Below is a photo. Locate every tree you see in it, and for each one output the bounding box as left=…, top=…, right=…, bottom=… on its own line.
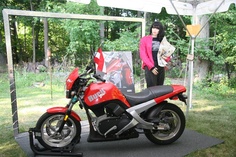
left=210, top=4, right=236, bottom=79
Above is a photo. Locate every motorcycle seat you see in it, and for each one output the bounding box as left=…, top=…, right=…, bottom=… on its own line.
left=123, top=85, right=173, bottom=106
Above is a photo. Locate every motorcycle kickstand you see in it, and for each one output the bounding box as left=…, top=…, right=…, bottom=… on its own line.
left=28, top=128, right=83, bottom=157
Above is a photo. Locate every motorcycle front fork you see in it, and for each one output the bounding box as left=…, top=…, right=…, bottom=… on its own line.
left=57, top=95, right=79, bottom=133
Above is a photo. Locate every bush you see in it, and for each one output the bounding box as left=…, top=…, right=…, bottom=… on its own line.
left=194, top=77, right=236, bottom=98
left=166, top=66, right=185, bottom=78
left=228, top=77, right=236, bottom=89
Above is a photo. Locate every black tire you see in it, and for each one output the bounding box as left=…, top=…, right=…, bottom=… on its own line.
left=144, top=103, right=185, bottom=145
left=35, top=112, right=81, bottom=149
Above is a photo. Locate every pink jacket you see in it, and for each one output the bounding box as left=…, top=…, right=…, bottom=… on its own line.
left=139, top=35, right=154, bottom=70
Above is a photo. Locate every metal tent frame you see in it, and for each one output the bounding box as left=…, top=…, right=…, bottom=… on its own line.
left=2, top=9, right=145, bottom=136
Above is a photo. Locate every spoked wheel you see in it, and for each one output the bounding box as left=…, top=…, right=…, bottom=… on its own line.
left=144, top=103, right=185, bottom=145
left=35, top=113, right=81, bottom=149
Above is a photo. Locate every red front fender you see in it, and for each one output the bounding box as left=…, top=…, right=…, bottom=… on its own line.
left=47, top=107, right=81, bottom=122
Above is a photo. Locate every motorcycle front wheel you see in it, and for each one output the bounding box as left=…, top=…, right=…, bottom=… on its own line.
left=35, top=113, right=81, bottom=149
left=144, top=103, right=185, bottom=145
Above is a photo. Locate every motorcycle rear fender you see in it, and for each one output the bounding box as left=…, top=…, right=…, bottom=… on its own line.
left=144, top=103, right=165, bottom=120
left=46, top=107, right=81, bottom=122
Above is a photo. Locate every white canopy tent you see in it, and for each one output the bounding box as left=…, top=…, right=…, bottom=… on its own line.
left=73, top=0, right=236, bottom=15
left=72, top=0, right=236, bottom=113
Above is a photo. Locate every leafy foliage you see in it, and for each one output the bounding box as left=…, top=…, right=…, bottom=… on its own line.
left=210, top=4, right=236, bottom=72
left=103, top=25, right=140, bottom=51
left=1, top=0, right=236, bottom=80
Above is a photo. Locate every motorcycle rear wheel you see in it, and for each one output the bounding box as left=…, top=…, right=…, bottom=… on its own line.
left=35, top=113, right=81, bottom=149
left=144, top=103, right=185, bottom=145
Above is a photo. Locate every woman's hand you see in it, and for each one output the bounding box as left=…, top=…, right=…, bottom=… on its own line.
left=151, top=67, right=158, bottom=75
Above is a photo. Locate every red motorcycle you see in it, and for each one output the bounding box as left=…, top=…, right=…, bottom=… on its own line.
left=32, top=62, right=187, bottom=153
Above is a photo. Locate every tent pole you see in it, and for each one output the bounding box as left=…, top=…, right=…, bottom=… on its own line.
left=187, top=36, right=195, bottom=114
left=186, top=0, right=225, bottom=113
left=186, top=4, right=197, bottom=113
left=169, top=0, right=193, bottom=115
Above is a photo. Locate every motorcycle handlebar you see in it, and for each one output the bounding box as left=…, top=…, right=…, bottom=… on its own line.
left=80, top=65, right=94, bottom=78
left=93, top=74, right=106, bottom=82
left=81, top=61, right=106, bottom=82
left=85, top=65, right=94, bottom=74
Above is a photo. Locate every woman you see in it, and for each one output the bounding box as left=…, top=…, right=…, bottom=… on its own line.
left=139, top=21, right=167, bottom=87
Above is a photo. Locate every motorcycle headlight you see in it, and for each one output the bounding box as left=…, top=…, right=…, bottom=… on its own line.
left=66, top=90, right=75, bottom=98
left=66, top=90, right=71, bottom=98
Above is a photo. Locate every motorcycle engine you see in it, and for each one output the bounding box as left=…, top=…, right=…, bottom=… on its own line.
left=105, top=102, right=125, bottom=116
left=97, top=114, right=131, bottom=136
left=96, top=102, right=131, bottom=136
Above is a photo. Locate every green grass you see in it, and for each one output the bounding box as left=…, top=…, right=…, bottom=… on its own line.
left=184, top=83, right=236, bottom=157
left=0, top=71, right=236, bottom=157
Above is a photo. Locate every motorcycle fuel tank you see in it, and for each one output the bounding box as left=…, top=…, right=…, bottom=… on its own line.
left=84, top=82, right=130, bottom=107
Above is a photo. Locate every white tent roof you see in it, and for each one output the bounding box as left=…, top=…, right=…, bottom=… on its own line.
left=70, top=0, right=236, bottom=15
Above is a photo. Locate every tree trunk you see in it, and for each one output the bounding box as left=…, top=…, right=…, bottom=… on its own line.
left=100, top=6, right=105, bottom=44
left=32, top=24, right=36, bottom=71
left=10, top=16, right=19, bottom=63
left=145, top=12, right=151, bottom=34
left=44, top=18, right=49, bottom=67
left=0, top=28, right=3, bottom=53
left=30, top=0, right=36, bottom=72
left=194, top=15, right=210, bottom=81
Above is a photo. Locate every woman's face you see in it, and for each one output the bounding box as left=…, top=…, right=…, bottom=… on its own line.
left=151, top=27, right=159, bottom=37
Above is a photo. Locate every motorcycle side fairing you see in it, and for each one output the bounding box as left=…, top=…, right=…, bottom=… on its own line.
left=66, top=68, right=79, bottom=90
left=84, top=82, right=130, bottom=107
left=47, top=107, right=81, bottom=122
